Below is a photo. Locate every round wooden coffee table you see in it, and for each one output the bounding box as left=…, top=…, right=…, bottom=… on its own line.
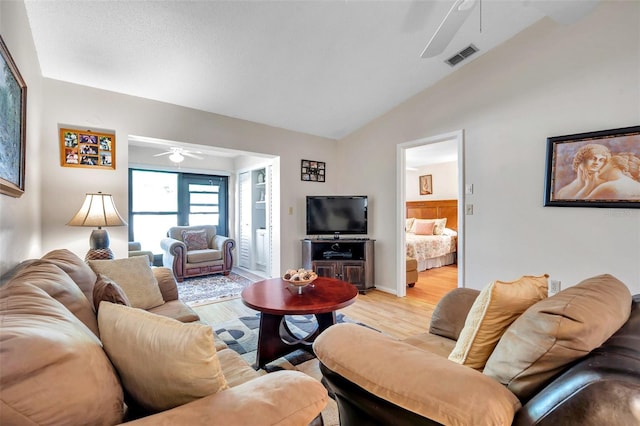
left=241, top=276, right=358, bottom=368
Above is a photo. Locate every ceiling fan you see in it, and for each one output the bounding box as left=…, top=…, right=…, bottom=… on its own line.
left=420, top=0, right=600, bottom=59
left=421, top=0, right=478, bottom=59
left=153, top=147, right=204, bottom=163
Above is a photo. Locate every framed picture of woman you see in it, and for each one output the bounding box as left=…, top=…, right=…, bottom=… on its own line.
left=544, top=125, right=640, bottom=208
left=419, top=174, right=432, bottom=195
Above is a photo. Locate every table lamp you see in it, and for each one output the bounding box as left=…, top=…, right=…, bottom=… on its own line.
left=67, top=192, right=127, bottom=260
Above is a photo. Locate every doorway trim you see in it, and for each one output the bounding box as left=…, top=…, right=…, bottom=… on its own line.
left=396, top=130, right=465, bottom=297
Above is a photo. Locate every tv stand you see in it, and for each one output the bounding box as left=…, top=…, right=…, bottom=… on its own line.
left=302, top=239, right=375, bottom=293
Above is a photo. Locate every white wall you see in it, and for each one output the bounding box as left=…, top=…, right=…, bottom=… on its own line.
left=406, top=161, right=458, bottom=201
left=337, top=1, right=640, bottom=294
left=38, top=80, right=337, bottom=271
left=0, top=1, right=43, bottom=274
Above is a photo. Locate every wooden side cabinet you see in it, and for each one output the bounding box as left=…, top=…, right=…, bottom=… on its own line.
left=302, top=239, right=375, bottom=293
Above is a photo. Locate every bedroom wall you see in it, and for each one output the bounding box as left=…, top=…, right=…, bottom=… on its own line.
left=336, top=1, right=640, bottom=294
left=0, top=1, right=44, bottom=275
left=406, top=161, right=458, bottom=201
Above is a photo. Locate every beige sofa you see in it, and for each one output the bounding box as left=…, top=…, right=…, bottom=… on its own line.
left=161, top=225, right=235, bottom=282
left=0, top=249, right=327, bottom=425
left=315, top=274, right=639, bottom=425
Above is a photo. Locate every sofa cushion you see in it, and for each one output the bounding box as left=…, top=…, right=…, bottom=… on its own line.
left=182, top=229, right=209, bottom=251
left=186, top=248, right=223, bottom=263
left=89, top=256, right=165, bottom=310
left=448, top=274, right=548, bottom=370
left=429, top=288, right=480, bottom=341
left=98, top=302, right=228, bottom=412
left=93, top=273, right=131, bottom=311
left=216, top=348, right=264, bottom=387
left=41, top=248, right=98, bottom=307
left=9, top=260, right=100, bottom=338
left=402, top=332, right=457, bottom=359
left=483, top=274, right=632, bottom=401
left=0, top=281, right=124, bottom=425
left=147, top=299, right=200, bottom=323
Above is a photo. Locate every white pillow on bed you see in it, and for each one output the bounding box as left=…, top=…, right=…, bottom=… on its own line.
left=410, top=218, right=447, bottom=235
left=406, top=218, right=416, bottom=232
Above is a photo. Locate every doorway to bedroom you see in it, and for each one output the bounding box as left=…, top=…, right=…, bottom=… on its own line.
left=397, top=130, right=464, bottom=303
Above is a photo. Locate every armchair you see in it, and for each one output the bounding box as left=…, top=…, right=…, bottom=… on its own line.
left=128, top=242, right=154, bottom=265
left=160, top=225, right=235, bottom=282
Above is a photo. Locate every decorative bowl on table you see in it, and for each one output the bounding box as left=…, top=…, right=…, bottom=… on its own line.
left=282, top=269, right=318, bottom=294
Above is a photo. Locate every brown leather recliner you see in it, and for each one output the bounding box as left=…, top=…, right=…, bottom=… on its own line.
left=160, top=225, right=235, bottom=282
left=314, top=276, right=640, bottom=425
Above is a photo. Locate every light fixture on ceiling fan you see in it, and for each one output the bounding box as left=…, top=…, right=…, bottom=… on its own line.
left=153, top=147, right=204, bottom=163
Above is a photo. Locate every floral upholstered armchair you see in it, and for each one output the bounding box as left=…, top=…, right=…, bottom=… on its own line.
left=160, top=225, right=235, bottom=282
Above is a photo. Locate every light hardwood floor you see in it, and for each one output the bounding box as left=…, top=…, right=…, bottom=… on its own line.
left=407, top=264, right=458, bottom=305
left=194, top=266, right=457, bottom=340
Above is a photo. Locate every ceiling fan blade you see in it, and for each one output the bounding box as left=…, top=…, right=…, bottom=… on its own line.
left=421, top=0, right=477, bottom=59
left=153, top=151, right=172, bottom=157
left=182, top=152, right=204, bottom=160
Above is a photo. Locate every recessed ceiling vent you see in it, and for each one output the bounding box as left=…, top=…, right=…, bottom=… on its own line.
left=445, top=44, right=479, bottom=67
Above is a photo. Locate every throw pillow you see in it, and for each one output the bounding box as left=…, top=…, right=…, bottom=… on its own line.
left=405, top=218, right=415, bottom=232
left=98, top=302, right=228, bottom=411
left=448, top=274, right=549, bottom=370
left=93, top=274, right=131, bottom=311
left=483, top=274, right=632, bottom=401
left=414, top=220, right=435, bottom=235
left=432, top=218, right=447, bottom=235
left=182, top=229, right=209, bottom=251
left=88, top=256, right=165, bottom=310
left=410, top=218, right=447, bottom=235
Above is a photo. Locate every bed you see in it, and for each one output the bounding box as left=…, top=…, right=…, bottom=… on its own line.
left=405, top=200, right=458, bottom=272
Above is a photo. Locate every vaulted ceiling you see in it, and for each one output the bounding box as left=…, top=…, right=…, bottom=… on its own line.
left=25, top=0, right=598, bottom=140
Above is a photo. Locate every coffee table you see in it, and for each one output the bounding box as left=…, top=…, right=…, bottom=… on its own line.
left=241, top=276, right=358, bottom=369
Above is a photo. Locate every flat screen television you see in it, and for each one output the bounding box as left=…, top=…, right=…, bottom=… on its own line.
left=306, top=195, right=368, bottom=237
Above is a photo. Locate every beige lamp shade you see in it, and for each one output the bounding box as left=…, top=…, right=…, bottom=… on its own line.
left=68, top=192, right=127, bottom=259
left=67, top=192, right=127, bottom=228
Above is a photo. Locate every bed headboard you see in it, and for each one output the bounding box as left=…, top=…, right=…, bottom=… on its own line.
left=406, top=199, right=458, bottom=231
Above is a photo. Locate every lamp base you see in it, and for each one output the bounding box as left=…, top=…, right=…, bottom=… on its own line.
left=85, top=248, right=114, bottom=261
left=89, top=228, right=110, bottom=249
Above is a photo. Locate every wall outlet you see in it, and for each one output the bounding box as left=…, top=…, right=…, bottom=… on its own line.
left=548, top=279, right=561, bottom=296
left=465, top=204, right=473, bottom=215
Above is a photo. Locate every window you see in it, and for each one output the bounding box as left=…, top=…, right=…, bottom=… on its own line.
left=129, top=169, right=228, bottom=253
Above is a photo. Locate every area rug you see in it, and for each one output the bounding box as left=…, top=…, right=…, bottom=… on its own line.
left=176, top=272, right=255, bottom=306
left=210, top=313, right=375, bottom=426
left=212, top=312, right=364, bottom=368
